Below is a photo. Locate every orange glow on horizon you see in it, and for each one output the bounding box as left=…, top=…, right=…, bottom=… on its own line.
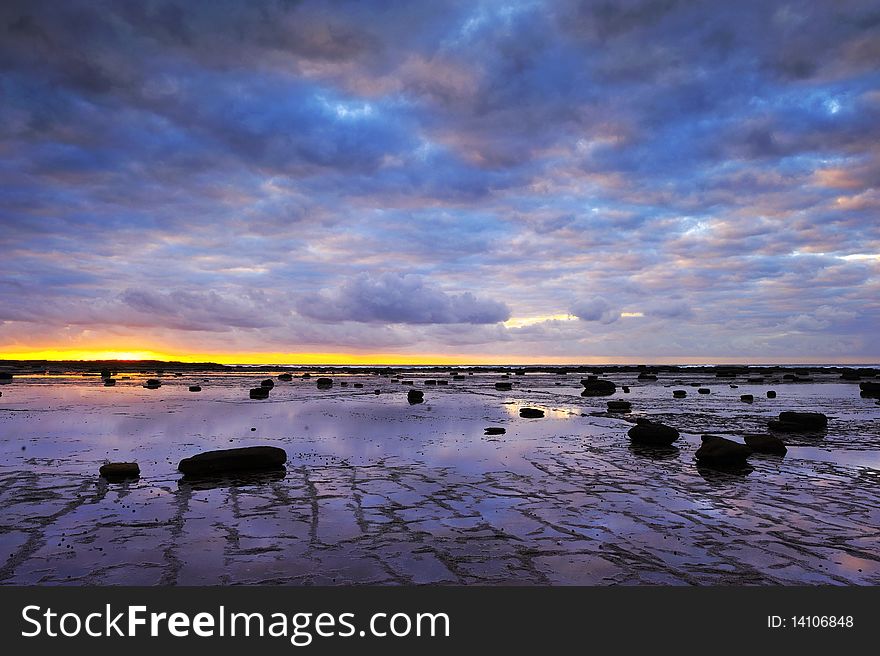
left=0, top=348, right=874, bottom=366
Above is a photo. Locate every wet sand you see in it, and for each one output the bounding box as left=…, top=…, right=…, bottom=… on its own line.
left=1, top=367, right=879, bottom=585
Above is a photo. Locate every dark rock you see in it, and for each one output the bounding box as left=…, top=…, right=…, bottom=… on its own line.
left=0, top=372, right=12, bottom=382
left=637, top=373, right=657, bottom=380
left=606, top=400, right=632, bottom=412
left=484, top=427, right=506, bottom=435
left=424, top=379, right=437, bottom=385
left=519, top=408, right=545, bottom=418
left=453, top=375, right=466, bottom=381
left=302, top=373, right=311, bottom=379
left=340, top=381, right=348, bottom=386
left=744, top=434, right=787, bottom=455
left=580, top=379, right=616, bottom=396
left=437, top=380, right=448, bottom=385
left=249, top=387, right=270, bottom=399
left=407, top=389, right=424, bottom=404
left=103, top=379, right=116, bottom=387
left=260, top=379, right=275, bottom=389
left=99, top=462, right=140, bottom=480
left=778, top=411, right=828, bottom=428
left=766, top=390, right=776, bottom=398
left=353, top=383, right=363, bottom=388
left=278, top=373, right=293, bottom=381
left=622, top=385, right=630, bottom=393
left=740, top=394, right=754, bottom=402
left=189, top=385, right=201, bottom=392
left=495, top=382, right=513, bottom=391
left=627, top=418, right=679, bottom=446
left=143, top=379, right=161, bottom=389
left=100, top=369, right=112, bottom=379
left=729, top=384, right=738, bottom=388
left=859, top=381, right=880, bottom=398
left=698, top=388, right=710, bottom=394
left=695, top=435, right=752, bottom=466
left=673, top=390, right=687, bottom=398
left=768, top=411, right=828, bottom=432
left=401, top=380, right=414, bottom=385
left=316, top=378, right=333, bottom=389
left=178, top=446, right=287, bottom=477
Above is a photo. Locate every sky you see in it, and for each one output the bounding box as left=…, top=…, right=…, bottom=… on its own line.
left=1, top=0, right=879, bottom=364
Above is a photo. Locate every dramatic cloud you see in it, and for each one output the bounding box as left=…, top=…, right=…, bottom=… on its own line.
left=0, top=0, right=878, bottom=361
left=298, top=273, right=510, bottom=325
left=571, top=298, right=619, bottom=324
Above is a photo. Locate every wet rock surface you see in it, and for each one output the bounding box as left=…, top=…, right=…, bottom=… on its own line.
left=0, top=367, right=878, bottom=585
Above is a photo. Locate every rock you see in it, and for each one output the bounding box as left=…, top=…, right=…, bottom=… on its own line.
left=744, top=434, right=787, bottom=455
left=401, top=380, right=414, bottom=385
left=178, top=446, right=287, bottom=477
left=627, top=418, right=679, bottom=446
left=99, top=462, right=140, bottom=480
left=859, top=381, right=880, bottom=398
left=100, top=369, right=112, bottom=379
left=622, top=385, right=630, bottom=393
left=519, top=408, right=545, bottom=418
left=698, top=388, right=710, bottom=394
left=143, top=379, right=161, bottom=389
left=606, top=400, right=632, bottom=412
left=302, top=373, right=311, bottom=379
left=484, top=427, right=506, bottom=435
left=407, top=389, right=424, bottom=404
left=103, top=379, right=116, bottom=387
left=747, top=377, right=764, bottom=384
left=260, top=379, right=275, bottom=389
left=374, top=389, right=380, bottom=395
left=695, top=435, right=752, bottom=467
left=495, top=382, right=513, bottom=391
left=0, top=372, right=13, bottom=381
left=729, top=384, right=738, bottom=388
left=766, top=390, right=776, bottom=398
left=278, top=373, right=293, bottom=381
left=637, top=373, right=657, bottom=380
left=340, top=381, right=348, bottom=386
left=353, top=383, right=363, bottom=388
left=316, top=378, right=333, bottom=389
left=740, top=394, right=754, bottom=402
left=424, top=379, right=437, bottom=385
left=673, top=390, right=687, bottom=398
left=768, top=411, right=828, bottom=432
left=437, top=380, right=448, bottom=385
left=580, top=379, right=616, bottom=396
left=189, top=385, right=201, bottom=392
left=249, top=387, right=270, bottom=399
left=453, top=375, right=466, bottom=381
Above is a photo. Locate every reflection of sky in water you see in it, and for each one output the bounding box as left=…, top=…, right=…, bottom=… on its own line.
left=1, top=371, right=879, bottom=585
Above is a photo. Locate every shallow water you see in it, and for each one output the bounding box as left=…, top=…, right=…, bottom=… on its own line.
left=1, top=369, right=879, bottom=585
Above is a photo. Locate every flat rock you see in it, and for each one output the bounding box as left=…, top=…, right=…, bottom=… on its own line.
left=316, top=377, right=333, bottom=388
left=695, top=435, right=752, bottom=466
left=189, top=385, right=201, bottom=392
left=249, top=387, right=270, bottom=399
left=407, top=389, right=424, bottom=404
left=606, top=400, right=631, bottom=412
left=581, top=379, right=617, bottom=396
left=495, top=382, right=513, bottom=391
left=178, top=446, right=287, bottom=477
left=99, top=462, right=140, bottom=480
left=744, top=434, right=787, bottom=455
left=627, top=418, right=679, bottom=445
left=519, top=407, right=545, bottom=418
left=484, top=427, right=506, bottom=435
